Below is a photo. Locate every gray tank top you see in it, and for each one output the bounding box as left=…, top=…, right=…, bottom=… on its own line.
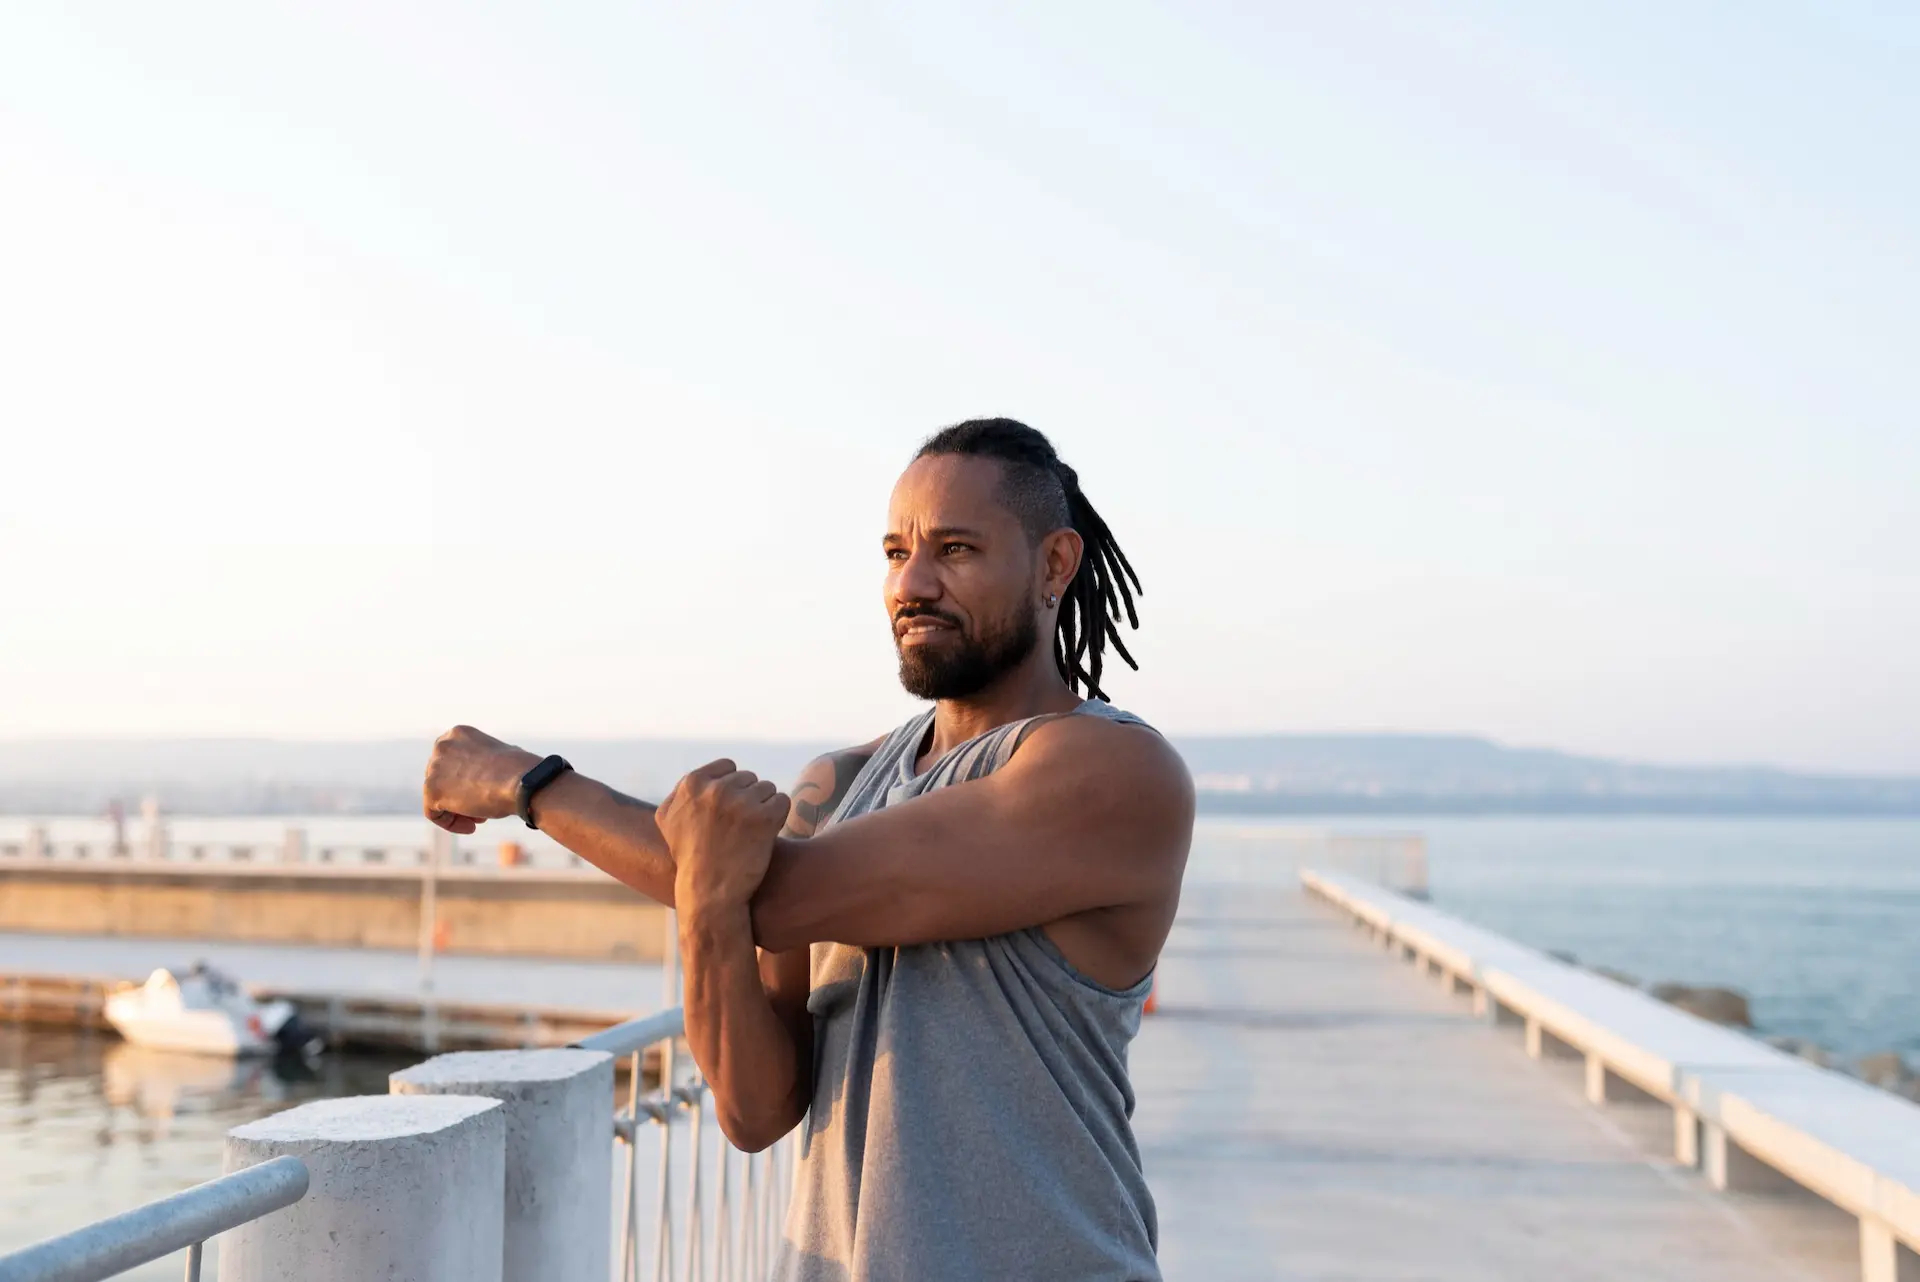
left=773, top=700, right=1161, bottom=1282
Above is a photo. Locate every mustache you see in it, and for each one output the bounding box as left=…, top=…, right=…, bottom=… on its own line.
left=894, top=605, right=964, bottom=629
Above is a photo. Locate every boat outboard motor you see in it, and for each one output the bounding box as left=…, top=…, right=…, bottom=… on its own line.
left=272, top=1013, right=326, bottom=1060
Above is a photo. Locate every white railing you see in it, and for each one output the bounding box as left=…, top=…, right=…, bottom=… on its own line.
left=581, top=1009, right=797, bottom=1282
left=1303, top=868, right=1920, bottom=1282
left=0, top=1157, right=308, bottom=1282
left=0, top=823, right=588, bottom=872
left=0, top=1005, right=795, bottom=1282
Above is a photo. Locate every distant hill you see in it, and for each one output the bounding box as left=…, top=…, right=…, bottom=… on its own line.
left=0, top=734, right=1915, bottom=816
left=1175, top=734, right=1920, bottom=815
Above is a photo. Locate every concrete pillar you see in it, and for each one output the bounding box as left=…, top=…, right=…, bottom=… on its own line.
left=25, top=826, right=48, bottom=861
left=1583, top=1053, right=1644, bottom=1105
left=281, top=827, right=306, bottom=865
left=220, top=1095, right=505, bottom=1282
left=1525, top=1018, right=1577, bottom=1060
left=1861, top=1217, right=1920, bottom=1282
left=390, top=1049, right=613, bottom=1282
left=140, top=796, right=164, bottom=860
left=1701, top=1122, right=1796, bottom=1194
left=1674, top=1105, right=1700, bottom=1167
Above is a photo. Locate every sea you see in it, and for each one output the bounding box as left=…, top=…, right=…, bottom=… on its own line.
left=2, top=813, right=1916, bottom=1274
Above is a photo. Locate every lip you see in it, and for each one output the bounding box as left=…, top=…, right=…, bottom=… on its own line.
left=895, top=618, right=958, bottom=641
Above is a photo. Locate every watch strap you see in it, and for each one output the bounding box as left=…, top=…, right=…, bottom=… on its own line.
left=516, top=754, right=573, bottom=830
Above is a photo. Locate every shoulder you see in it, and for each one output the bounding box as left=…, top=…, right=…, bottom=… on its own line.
left=1008, top=711, right=1193, bottom=817
left=783, top=736, right=888, bottom=838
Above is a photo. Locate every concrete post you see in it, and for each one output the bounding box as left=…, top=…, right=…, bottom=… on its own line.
left=1701, top=1122, right=1795, bottom=1193
left=1525, top=1018, right=1546, bottom=1059
left=281, top=827, right=306, bottom=865
left=1582, top=1053, right=1646, bottom=1105
left=391, top=1049, right=614, bottom=1282
left=25, top=826, right=48, bottom=861
left=1673, top=1105, right=1700, bottom=1167
left=220, top=1095, right=505, bottom=1282
left=141, top=797, right=167, bottom=861
left=1861, top=1217, right=1920, bottom=1282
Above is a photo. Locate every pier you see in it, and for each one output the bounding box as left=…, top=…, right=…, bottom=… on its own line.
left=5, top=867, right=1917, bottom=1281
left=1138, top=882, right=1897, bottom=1279
left=0, top=830, right=666, bottom=963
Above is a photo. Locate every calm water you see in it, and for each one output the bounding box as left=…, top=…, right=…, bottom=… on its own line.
left=0, top=1029, right=409, bottom=1278
left=2, top=814, right=1916, bottom=1264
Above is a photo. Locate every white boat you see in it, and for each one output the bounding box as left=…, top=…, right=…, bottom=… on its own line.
left=104, top=963, right=319, bottom=1058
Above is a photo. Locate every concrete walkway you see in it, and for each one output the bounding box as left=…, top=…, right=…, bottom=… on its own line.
left=1133, top=885, right=1862, bottom=1282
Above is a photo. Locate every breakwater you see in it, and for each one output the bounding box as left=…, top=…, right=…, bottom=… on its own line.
left=0, top=855, right=665, bottom=963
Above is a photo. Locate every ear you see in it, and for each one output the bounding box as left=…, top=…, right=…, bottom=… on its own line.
left=1039, top=527, right=1084, bottom=602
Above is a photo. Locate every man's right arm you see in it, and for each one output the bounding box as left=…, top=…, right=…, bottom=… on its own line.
left=423, top=725, right=679, bottom=904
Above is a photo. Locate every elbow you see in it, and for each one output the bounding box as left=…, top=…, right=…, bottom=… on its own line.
left=712, top=1075, right=807, bottom=1154
left=716, top=1102, right=801, bottom=1154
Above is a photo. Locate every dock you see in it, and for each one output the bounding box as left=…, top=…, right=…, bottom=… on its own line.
left=1, top=931, right=663, bottom=1053
left=1134, top=884, right=1873, bottom=1281
left=7, top=876, right=1915, bottom=1281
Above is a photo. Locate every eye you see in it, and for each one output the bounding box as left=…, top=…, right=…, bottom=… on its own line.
left=942, top=542, right=972, bottom=555
left=885, top=548, right=908, bottom=562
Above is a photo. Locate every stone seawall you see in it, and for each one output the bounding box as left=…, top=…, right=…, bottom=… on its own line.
left=0, top=864, right=666, bottom=962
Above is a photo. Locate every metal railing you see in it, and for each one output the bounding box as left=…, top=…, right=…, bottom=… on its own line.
left=583, top=1015, right=798, bottom=1282
left=2, top=898, right=794, bottom=1282
left=0, top=822, right=590, bottom=872
left=0, top=1157, right=308, bottom=1282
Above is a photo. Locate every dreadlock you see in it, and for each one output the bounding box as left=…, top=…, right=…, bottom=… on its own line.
left=914, top=418, right=1143, bottom=701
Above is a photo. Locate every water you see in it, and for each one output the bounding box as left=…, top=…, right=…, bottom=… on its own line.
left=0, top=1028, right=409, bottom=1278
left=2, top=814, right=1915, bottom=1265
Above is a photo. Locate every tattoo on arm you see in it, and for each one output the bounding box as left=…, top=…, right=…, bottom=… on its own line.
left=783, top=749, right=875, bottom=840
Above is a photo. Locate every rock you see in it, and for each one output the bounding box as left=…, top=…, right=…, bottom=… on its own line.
left=1588, top=966, right=1641, bottom=989
left=1650, top=983, right=1753, bottom=1028
left=1855, top=1051, right=1915, bottom=1091
left=1764, top=1036, right=1834, bottom=1069
left=1548, top=950, right=1579, bottom=966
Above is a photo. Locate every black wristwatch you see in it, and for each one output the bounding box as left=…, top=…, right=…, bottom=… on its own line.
left=515, top=754, right=573, bottom=830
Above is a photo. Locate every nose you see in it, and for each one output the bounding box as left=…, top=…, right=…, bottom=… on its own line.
left=890, top=542, right=944, bottom=612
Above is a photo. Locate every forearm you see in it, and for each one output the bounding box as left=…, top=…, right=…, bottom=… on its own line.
left=679, top=900, right=808, bottom=1152
left=528, top=771, right=678, bottom=905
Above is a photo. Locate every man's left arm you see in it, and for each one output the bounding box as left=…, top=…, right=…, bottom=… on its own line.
left=749, top=716, right=1193, bottom=955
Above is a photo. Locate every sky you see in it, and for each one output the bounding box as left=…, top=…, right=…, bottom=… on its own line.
left=1, top=3, right=1915, bottom=773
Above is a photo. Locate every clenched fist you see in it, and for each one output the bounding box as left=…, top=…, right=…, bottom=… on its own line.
left=657, top=759, right=790, bottom=911
left=423, top=725, right=541, bottom=834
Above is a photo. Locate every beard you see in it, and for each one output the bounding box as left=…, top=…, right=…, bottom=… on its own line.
left=895, top=603, right=1041, bottom=701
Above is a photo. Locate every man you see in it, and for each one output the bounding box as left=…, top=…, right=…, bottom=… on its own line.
left=423, top=418, right=1194, bottom=1280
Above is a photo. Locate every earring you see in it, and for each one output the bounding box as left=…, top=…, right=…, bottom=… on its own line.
left=1046, top=594, right=1058, bottom=608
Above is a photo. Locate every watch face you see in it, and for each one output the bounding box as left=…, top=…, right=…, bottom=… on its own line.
left=519, top=755, right=571, bottom=829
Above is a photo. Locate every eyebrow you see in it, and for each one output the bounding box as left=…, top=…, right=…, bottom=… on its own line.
left=882, top=526, right=991, bottom=544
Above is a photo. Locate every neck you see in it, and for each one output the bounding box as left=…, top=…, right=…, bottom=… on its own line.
left=925, top=651, right=1084, bottom=761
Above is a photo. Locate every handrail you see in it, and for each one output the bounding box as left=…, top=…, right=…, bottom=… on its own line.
left=574, top=1007, right=685, bottom=1057
left=1303, top=868, right=1920, bottom=1282
left=0, top=1156, right=308, bottom=1282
